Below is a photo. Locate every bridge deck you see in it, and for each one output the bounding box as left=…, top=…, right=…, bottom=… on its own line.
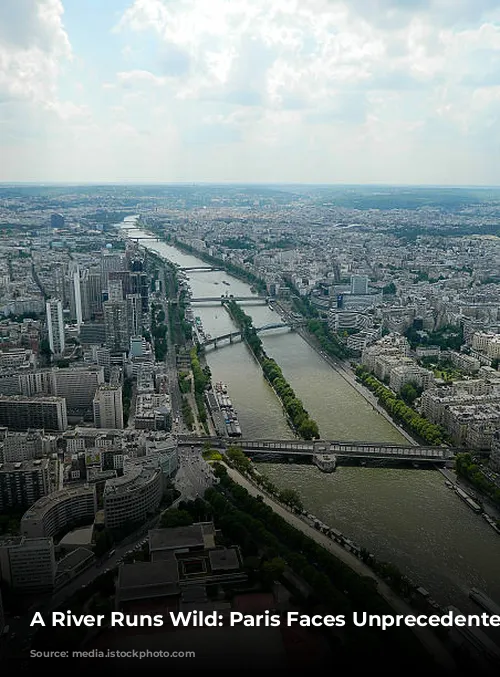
left=178, top=437, right=455, bottom=460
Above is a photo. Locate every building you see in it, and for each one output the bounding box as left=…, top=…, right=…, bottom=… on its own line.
left=103, top=465, right=163, bottom=530
left=134, top=393, right=172, bottom=431
left=0, top=458, right=51, bottom=511
left=126, top=294, right=142, bottom=338
left=50, top=366, right=105, bottom=412
left=130, top=336, right=146, bottom=358
left=2, top=430, right=54, bottom=463
left=81, top=269, right=104, bottom=321
left=79, top=323, right=106, bottom=346
left=46, top=299, right=65, bottom=355
left=21, top=485, right=97, bottom=538
left=0, top=394, right=67, bottom=431
left=0, top=536, right=56, bottom=591
left=490, top=431, right=500, bottom=473
left=350, top=274, right=369, bottom=295
left=149, top=523, right=215, bottom=560
left=144, top=436, right=178, bottom=478
left=50, top=213, right=65, bottom=229
left=103, top=300, right=129, bottom=352
left=116, top=522, right=243, bottom=613
left=389, top=364, right=435, bottom=393
left=93, top=385, right=124, bottom=429
left=70, top=264, right=83, bottom=329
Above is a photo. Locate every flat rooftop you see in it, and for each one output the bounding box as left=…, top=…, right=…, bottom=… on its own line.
left=149, top=523, right=215, bottom=552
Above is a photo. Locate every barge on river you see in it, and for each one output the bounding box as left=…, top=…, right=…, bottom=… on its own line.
left=215, top=381, right=242, bottom=437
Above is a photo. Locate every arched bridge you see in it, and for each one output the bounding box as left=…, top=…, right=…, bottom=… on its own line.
left=201, top=321, right=307, bottom=348
left=178, top=436, right=457, bottom=464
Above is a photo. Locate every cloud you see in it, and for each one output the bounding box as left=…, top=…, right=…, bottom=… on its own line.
left=3, top=0, right=500, bottom=183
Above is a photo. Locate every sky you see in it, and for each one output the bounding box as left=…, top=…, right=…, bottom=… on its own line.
left=1, top=0, right=500, bottom=184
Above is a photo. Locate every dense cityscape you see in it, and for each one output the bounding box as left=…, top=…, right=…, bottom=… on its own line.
left=0, top=183, right=498, bottom=670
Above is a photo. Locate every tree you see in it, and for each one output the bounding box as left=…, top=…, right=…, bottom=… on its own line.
left=160, top=509, right=193, bottom=528
left=279, top=488, right=303, bottom=512
left=261, top=557, right=285, bottom=583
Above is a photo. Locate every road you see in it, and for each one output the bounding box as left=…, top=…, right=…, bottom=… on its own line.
left=174, top=445, right=214, bottom=500
left=224, top=463, right=457, bottom=673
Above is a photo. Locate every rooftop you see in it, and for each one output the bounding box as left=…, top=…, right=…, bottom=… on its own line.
left=21, top=484, right=96, bottom=523
left=149, top=522, right=215, bottom=553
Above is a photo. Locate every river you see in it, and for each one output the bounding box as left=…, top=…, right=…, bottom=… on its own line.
left=122, top=219, right=500, bottom=614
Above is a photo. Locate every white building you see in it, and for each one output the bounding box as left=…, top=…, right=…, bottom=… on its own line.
left=46, top=299, right=65, bottom=355
left=93, top=385, right=124, bottom=429
left=350, top=274, right=369, bottom=295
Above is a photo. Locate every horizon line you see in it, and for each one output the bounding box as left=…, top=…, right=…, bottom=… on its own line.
left=0, top=181, right=500, bottom=188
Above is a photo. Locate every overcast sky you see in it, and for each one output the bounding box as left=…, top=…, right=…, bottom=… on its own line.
left=1, top=0, right=500, bottom=184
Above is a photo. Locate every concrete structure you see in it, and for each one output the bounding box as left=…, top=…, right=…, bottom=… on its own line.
left=126, top=294, right=142, bottom=338
left=21, top=485, right=97, bottom=538
left=149, top=523, right=215, bottom=560
left=103, top=300, right=128, bottom=352
left=0, top=458, right=51, bottom=511
left=350, top=274, right=369, bottom=295
left=93, top=385, right=124, bottom=429
left=2, top=430, right=55, bottom=463
left=55, top=547, right=94, bottom=586
left=0, top=394, right=67, bottom=431
left=46, top=299, right=65, bottom=355
left=71, top=264, right=83, bottom=329
left=116, top=522, right=243, bottom=612
left=490, top=431, right=500, bottom=473
left=103, top=464, right=162, bottom=530
left=0, top=536, right=56, bottom=591
left=134, top=393, right=172, bottom=430
left=179, top=436, right=454, bottom=464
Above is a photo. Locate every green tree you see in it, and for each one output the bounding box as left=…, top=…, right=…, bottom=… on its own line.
left=160, top=509, right=193, bottom=528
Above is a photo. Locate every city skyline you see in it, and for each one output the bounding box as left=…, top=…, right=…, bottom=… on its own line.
left=1, top=0, right=500, bottom=185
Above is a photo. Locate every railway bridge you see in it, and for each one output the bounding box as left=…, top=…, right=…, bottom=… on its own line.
left=178, top=436, right=456, bottom=465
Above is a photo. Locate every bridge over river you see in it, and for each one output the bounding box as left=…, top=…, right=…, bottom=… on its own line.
left=178, top=436, right=456, bottom=465
left=190, top=295, right=268, bottom=304
left=200, top=321, right=307, bottom=348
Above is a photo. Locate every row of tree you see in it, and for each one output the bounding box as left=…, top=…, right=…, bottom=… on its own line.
left=455, top=453, right=500, bottom=507
left=355, top=366, right=446, bottom=445
left=225, top=447, right=304, bottom=512
left=261, top=357, right=320, bottom=439
left=190, top=347, right=211, bottom=431
left=307, top=318, right=351, bottom=360
left=203, top=468, right=432, bottom=666
left=227, top=301, right=320, bottom=439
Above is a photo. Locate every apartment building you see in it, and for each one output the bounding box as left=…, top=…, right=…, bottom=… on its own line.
left=0, top=458, right=51, bottom=511
left=0, top=395, right=67, bottom=431
left=103, top=464, right=162, bottom=530
left=21, top=485, right=97, bottom=538
left=0, top=536, right=56, bottom=591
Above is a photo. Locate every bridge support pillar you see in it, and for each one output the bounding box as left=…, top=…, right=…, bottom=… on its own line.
left=229, top=334, right=233, bottom=344
left=213, top=339, right=217, bottom=349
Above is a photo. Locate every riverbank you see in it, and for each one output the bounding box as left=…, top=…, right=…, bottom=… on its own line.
left=222, top=462, right=456, bottom=672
